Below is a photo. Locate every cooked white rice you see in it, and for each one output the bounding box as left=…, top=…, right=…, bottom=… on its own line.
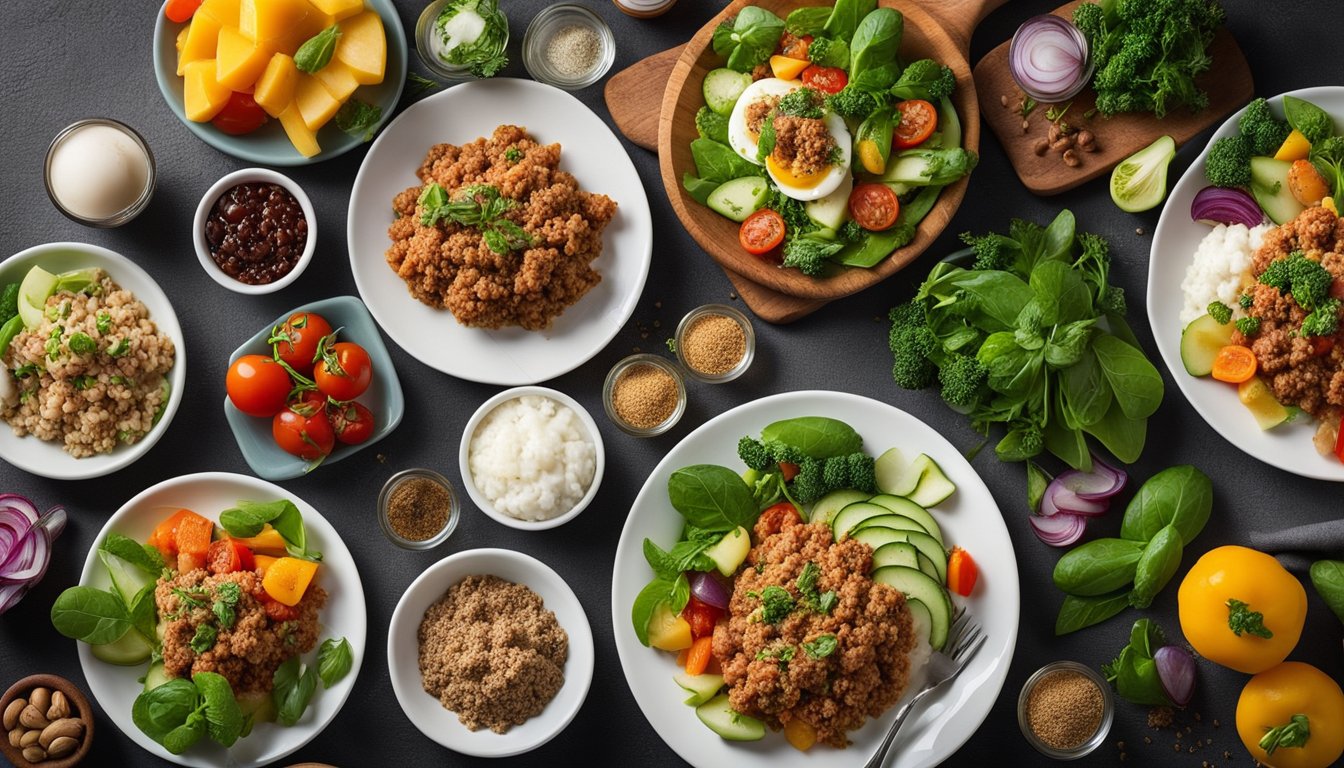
left=467, top=395, right=595, bottom=521
left=1179, top=222, right=1272, bottom=326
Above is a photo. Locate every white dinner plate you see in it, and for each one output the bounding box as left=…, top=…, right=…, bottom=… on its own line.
left=346, top=78, right=653, bottom=385
left=0, top=242, right=186, bottom=480
left=75, top=473, right=367, bottom=767
left=1148, top=86, right=1344, bottom=481
left=611, top=391, right=1020, bottom=768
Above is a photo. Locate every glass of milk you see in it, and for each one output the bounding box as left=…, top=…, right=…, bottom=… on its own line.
left=44, top=118, right=156, bottom=227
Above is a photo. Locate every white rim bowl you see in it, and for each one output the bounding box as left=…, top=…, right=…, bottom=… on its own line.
left=192, top=168, right=316, bottom=295
left=387, top=548, right=594, bottom=757
left=458, top=386, right=605, bottom=530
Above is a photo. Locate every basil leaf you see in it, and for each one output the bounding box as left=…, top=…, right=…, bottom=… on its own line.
left=294, top=25, right=341, bottom=74
left=802, top=634, right=838, bottom=659
left=1309, top=559, right=1344, bottom=625
left=102, top=532, right=166, bottom=576
left=631, top=577, right=674, bottom=646
left=318, top=637, right=354, bottom=688
left=334, top=99, right=382, bottom=142
left=193, top=671, right=244, bottom=748
left=132, top=679, right=202, bottom=744
left=1055, top=590, right=1130, bottom=635
left=759, top=416, right=862, bottom=458
left=272, top=656, right=319, bottom=727
left=219, top=499, right=289, bottom=538
left=668, top=465, right=757, bottom=531
left=50, top=586, right=133, bottom=644
left=1052, top=538, right=1146, bottom=596
left=1092, top=333, right=1164, bottom=420
left=1120, top=465, right=1212, bottom=545
left=1129, top=524, right=1183, bottom=609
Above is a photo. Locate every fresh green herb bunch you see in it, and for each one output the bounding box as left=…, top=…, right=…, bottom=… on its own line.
left=433, top=0, right=509, bottom=78
left=418, top=183, right=534, bottom=255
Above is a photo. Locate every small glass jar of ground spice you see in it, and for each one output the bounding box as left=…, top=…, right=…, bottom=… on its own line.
left=1018, top=661, right=1113, bottom=759
left=603, top=354, right=686, bottom=437
left=379, top=468, right=461, bottom=550
left=674, top=304, right=755, bottom=383
left=522, top=4, right=615, bottom=90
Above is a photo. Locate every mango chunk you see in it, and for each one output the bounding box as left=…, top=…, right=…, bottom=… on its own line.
left=178, top=11, right=222, bottom=76
left=1275, top=128, right=1312, bottom=162
left=240, top=0, right=327, bottom=52
left=197, top=0, right=241, bottom=25
left=278, top=105, right=321, bottom=157
left=309, top=0, right=364, bottom=21
left=335, top=10, right=386, bottom=85
left=294, top=75, right=341, bottom=131
left=175, top=26, right=188, bottom=52
left=183, top=60, right=232, bottom=122
left=216, top=25, right=274, bottom=91
left=313, top=59, right=359, bottom=101
left=254, top=53, right=299, bottom=118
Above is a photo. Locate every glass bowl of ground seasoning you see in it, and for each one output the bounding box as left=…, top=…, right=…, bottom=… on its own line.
left=521, top=4, right=615, bottom=90
left=1018, top=660, right=1113, bottom=759
left=602, top=354, right=686, bottom=437
left=674, top=304, right=755, bottom=384
left=379, top=468, right=461, bottom=550
left=192, top=167, right=316, bottom=294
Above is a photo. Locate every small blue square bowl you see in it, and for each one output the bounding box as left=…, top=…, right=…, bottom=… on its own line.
left=224, top=295, right=405, bottom=480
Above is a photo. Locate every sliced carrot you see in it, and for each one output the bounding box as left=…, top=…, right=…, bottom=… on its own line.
left=685, top=636, right=715, bottom=676
left=173, top=510, right=215, bottom=558
left=149, top=509, right=195, bottom=558
left=947, top=546, right=979, bottom=597
left=1211, top=344, right=1258, bottom=384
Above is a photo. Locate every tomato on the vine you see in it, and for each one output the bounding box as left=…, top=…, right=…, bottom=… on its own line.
left=272, top=402, right=335, bottom=461
left=270, top=312, right=333, bottom=376
left=314, top=341, right=373, bottom=401
left=226, top=354, right=292, bottom=417
left=329, top=401, right=375, bottom=445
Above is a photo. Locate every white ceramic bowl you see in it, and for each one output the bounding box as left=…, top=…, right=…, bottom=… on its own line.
left=0, top=242, right=186, bottom=480
left=458, top=386, right=605, bottom=530
left=387, top=548, right=594, bottom=757
left=192, top=168, right=316, bottom=295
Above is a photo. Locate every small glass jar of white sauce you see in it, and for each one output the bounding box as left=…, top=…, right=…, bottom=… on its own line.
left=44, top=118, right=155, bottom=227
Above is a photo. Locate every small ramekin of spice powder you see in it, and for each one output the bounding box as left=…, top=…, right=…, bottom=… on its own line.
left=379, top=468, right=461, bottom=550
left=192, top=167, right=316, bottom=295
left=674, top=304, right=755, bottom=383
left=603, top=354, right=686, bottom=437
left=521, top=4, right=615, bottom=90
left=1018, top=661, right=1113, bottom=759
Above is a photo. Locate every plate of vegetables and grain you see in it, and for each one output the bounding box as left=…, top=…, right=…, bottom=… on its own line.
left=0, top=242, right=186, bottom=481
left=611, top=391, right=1018, bottom=768
left=1149, top=86, right=1344, bottom=481
left=56, top=472, right=366, bottom=768
left=346, top=78, right=653, bottom=385
left=152, top=0, right=407, bottom=164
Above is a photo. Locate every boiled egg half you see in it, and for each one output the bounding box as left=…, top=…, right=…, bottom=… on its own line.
left=726, top=78, right=852, bottom=202
left=727, top=77, right=800, bottom=165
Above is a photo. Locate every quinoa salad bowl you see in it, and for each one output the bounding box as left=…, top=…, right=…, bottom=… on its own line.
left=74, top=472, right=367, bottom=768
left=1149, top=86, right=1344, bottom=481
left=0, top=242, right=185, bottom=480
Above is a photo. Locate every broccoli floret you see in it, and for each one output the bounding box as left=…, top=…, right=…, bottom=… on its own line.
left=888, top=301, right=938, bottom=389
left=777, top=88, right=825, bottom=119
left=1071, top=2, right=1107, bottom=42
left=1311, top=135, right=1344, bottom=199
left=960, top=231, right=1014, bottom=271
left=1238, top=97, right=1292, bottom=156
left=826, top=86, right=880, bottom=122
left=807, top=36, right=849, bottom=69
left=822, top=456, right=850, bottom=490
left=1239, top=293, right=1254, bottom=309
left=1101, top=285, right=1128, bottom=316
left=763, top=439, right=806, bottom=466
left=1259, top=254, right=1293, bottom=292
left=939, top=354, right=988, bottom=410
left=1235, top=315, right=1261, bottom=336
left=1207, top=300, right=1233, bottom=324
left=1301, top=298, right=1341, bottom=337
left=781, top=235, right=844, bottom=277
left=889, top=59, right=955, bottom=102
left=694, top=106, right=730, bottom=144
left=1288, top=252, right=1332, bottom=310
left=791, top=458, right=826, bottom=505
left=846, top=453, right=876, bottom=494
left=765, top=186, right=815, bottom=235
left=738, top=437, right=774, bottom=471
left=1205, top=134, right=1252, bottom=188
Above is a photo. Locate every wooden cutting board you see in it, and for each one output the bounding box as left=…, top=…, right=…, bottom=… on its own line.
left=974, top=0, right=1253, bottom=195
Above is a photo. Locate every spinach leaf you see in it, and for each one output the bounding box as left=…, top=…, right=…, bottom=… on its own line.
left=1130, top=524, right=1183, bottom=609
left=1030, top=260, right=1093, bottom=325
left=272, top=656, right=319, bottom=727
left=1309, top=560, right=1344, bottom=624
left=1082, top=396, right=1147, bottom=464
left=1282, top=95, right=1335, bottom=145
left=1041, top=209, right=1076, bottom=263
left=132, top=679, right=202, bottom=744
left=193, top=671, right=244, bottom=748
left=1102, top=619, right=1171, bottom=706
left=50, top=586, right=132, bottom=644
left=987, top=345, right=1041, bottom=401
left=945, top=270, right=1034, bottom=332
left=823, top=0, right=876, bottom=41
left=995, top=426, right=1043, bottom=462
left=690, top=138, right=764, bottom=185
left=1061, top=349, right=1112, bottom=427
left=1056, top=590, right=1130, bottom=635
left=1092, top=333, right=1164, bottom=419
left=1053, top=538, right=1146, bottom=596
left=271, top=501, right=322, bottom=561
left=0, top=283, right=17, bottom=324
left=848, top=8, right=903, bottom=83
left=318, top=637, right=354, bottom=688
left=1045, top=319, right=1096, bottom=370
left=631, top=578, right=673, bottom=646
left=1013, top=300, right=1045, bottom=351
left=835, top=184, right=943, bottom=268
left=759, top=416, right=862, bottom=458
left=668, top=465, right=757, bottom=531
left=102, top=532, right=166, bottom=576
left=162, top=710, right=207, bottom=755
left=129, top=585, right=159, bottom=647
left=786, top=6, right=832, bottom=36
left=1043, top=390, right=1091, bottom=471
left=1120, top=465, right=1212, bottom=545
left=715, top=7, right=785, bottom=73
left=219, top=499, right=288, bottom=538
left=643, top=538, right=714, bottom=579
left=682, top=174, right=719, bottom=206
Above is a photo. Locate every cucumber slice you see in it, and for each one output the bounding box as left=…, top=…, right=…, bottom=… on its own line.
left=853, top=527, right=947, bottom=583
left=868, top=494, right=944, bottom=547
left=810, top=489, right=870, bottom=525
left=17, top=266, right=57, bottom=329
left=882, top=154, right=935, bottom=185
left=831, top=502, right=894, bottom=541
left=852, top=515, right=929, bottom=536
left=695, top=694, right=765, bottom=741
left=872, top=541, right=920, bottom=570
left=91, top=627, right=152, bottom=666
left=703, top=69, right=752, bottom=116
left=100, top=549, right=157, bottom=606
left=703, top=526, right=751, bottom=578
left=874, top=447, right=918, bottom=496
left=1110, top=135, right=1175, bottom=213
left=707, top=177, right=769, bottom=222
left=143, top=661, right=170, bottom=691
left=907, top=454, right=956, bottom=508
left=1250, top=155, right=1305, bottom=225
left=1238, top=376, right=1290, bottom=429
left=1180, top=313, right=1236, bottom=376
left=905, top=597, right=933, bottom=647
left=804, top=173, right=852, bottom=230
left=674, top=672, right=725, bottom=706
left=872, top=566, right=951, bottom=650
left=915, top=552, right=940, bottom=582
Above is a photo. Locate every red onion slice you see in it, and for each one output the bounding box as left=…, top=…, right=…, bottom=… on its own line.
left=1191, top=186, right=1266, bottom=229
left=1008, top=15, right=1092, bottom=103
left=0, top=495, right=63, bottom=615
left=1028, top=511, right=1088, bottom=547
left=688, top=570, right=730, bottom=610
left=1155, top=645, right=1197, bottom=706
left=0, top=583, right=26, bottom=614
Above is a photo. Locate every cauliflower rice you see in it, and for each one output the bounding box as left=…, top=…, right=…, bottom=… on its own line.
left=1180, top=222, right=1273, bottom=326
left=468, top=395, right=595, bottom=521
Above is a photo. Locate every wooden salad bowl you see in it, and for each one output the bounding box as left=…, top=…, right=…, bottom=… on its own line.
left=657, top=0, right=1002, bottom=301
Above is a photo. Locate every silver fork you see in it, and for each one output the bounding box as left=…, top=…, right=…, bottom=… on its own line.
left=861, top=606, right=986, bottom=768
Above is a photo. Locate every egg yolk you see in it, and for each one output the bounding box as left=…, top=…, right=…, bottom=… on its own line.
left=766, top=155, right=829, bottom=190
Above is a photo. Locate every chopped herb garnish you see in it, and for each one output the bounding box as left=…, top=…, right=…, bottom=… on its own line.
left=418, top=182, right=535, bottom=254
left=68, top=332, right=96, bottom=356
left=96, top=311, right=111, bottom=335
left=505, top=147, right=523, bottom=164
left=190, top=623, right=218, bottom=654
left=13, top=363, right=40, bottom=379
left=802, top=634, right=838, bottom=659
left=107, top=337, right=130, bottom=357
left=755, top=642, right=796, bottom=668
left=45, top=326, right=63, bottom=360
left=213, top=582, right=242, bottom=629
left=756, top=584, right=795, bottom=624
left=1019, top=96, right=1037, bottom=118
left=797, top=562, right=837, bottom=614
left=109, top=375, right=130, bottom=386
left=73, top=375, right=97, bottom=390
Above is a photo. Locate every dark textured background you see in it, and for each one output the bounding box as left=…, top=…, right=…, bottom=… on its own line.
left=1, top=1, right=1341, bottom=766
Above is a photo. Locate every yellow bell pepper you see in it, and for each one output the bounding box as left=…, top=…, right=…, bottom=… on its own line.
left=253, top=554, right=279, bottom=577
left=647, top=603, right=693, bottom=651
left=261, top=556, right=319, bottom=606
left=1274, top=129, right=1312, bottom=162
left=229, top=524, right=289, bottom=555
left=1177, top=545, right=1305, bottom=674
left=1236, top=662, right=1344, bottom=768
left=769, top=55, right=810, bottom=82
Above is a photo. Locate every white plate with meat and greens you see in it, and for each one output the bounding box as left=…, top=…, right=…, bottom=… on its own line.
left=611, top=391, right=1018, bottom=768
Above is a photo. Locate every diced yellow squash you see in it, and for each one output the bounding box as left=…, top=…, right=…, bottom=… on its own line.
left=278, top=105, right=322, bottom=157
left=294, top=75, right=341, bottom=130
left=309, top=0, right=364, bottom=21
left=313, top=59, right=359, bottom=101
left=240, top=0, right=327, bottom=52
left=216, top=25, right=273, bottom=91
left=254, top=53, right=299, bottom=118
left=182, top=60, right=232, bottom=122
left=1275, top=129, right=1312, bottom=162
left=335, top=10, right=386, bottom=84
left=197, top=0, right=241, bottom=25
left=769, top=54, right=809, bottom=81
left=178, top=11, right=222, bottom=76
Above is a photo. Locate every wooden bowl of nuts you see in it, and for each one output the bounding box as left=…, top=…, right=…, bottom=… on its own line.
left=0, top=674, right=94, bottom=767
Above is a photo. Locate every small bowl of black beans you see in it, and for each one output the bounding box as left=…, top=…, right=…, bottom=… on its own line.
left=193, top=167, right=316, bottom=294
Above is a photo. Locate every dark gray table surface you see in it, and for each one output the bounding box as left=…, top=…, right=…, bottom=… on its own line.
left=2, top=1, right=1341, bottom=766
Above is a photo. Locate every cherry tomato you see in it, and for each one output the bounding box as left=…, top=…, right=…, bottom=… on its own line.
left=778, top=32, right=812, bottom=60
left=164, top=0, right=202, bottom=22
left=801, top=65, right=848, bottom=95
left=206, top=539, right=255, bottom=574
left=849, top=183, right=901, bottom=231
left=329, top=401, right=376, bottom=445
left=270, top=312, right=333, bottom=376
left=272, top=403, right=335, bottom=461
left=226, top=354, right=293, bottom=417
left=262, top=598, right=300, bottom=622
left=211, top=91, right=268, bottom=136
left=778, top=461, right=800, bottom=482
left=757, top=502, right=803, bottom=537
left=314, top=341, right=373, bottom=401
left=682, top=596, right=722, bottom=639
left=739, top=209, right=786, bottom=256
left=893, top=99, right=938, bottom=149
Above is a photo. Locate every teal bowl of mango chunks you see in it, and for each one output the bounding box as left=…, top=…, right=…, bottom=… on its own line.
left=224, top=295, right=405, bottom=480
left=151, top=0, right=407, bottom=165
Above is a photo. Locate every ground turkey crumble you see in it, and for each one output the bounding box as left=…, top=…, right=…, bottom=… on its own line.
left=771, top=115, right=836, bottom=177
left=417, top=574, right=568, bottom=733
left=385, top=124, right=617, bottom=330
left=745, top=96, right=779, bottom=138
left=713, top=519, right=915, bottom=748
